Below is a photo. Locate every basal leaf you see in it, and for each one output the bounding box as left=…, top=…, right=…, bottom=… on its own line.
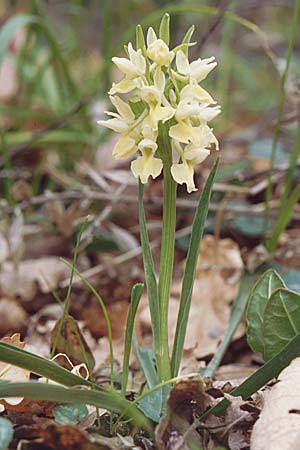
left=0, top=418, right=13, bottom=450
left=263, top=288, right=300, bottom=361
left=53, top=403, right=89, bottom=425
left=171, top=157, right=219, bottom=377
left=246, top=269, right=284, bottom=354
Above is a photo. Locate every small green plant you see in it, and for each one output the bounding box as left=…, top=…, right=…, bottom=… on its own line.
left=98, top=13, right=220, bottom=387
left=3, top=13, right=300, bottom=440
left=0, top=13, right=220, bottom=428
left=247, top=269, right=300, bottom=361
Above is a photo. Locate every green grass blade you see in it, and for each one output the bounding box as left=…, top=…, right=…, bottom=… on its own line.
left=264, top=0, right=300, bottom=235
left=171, top=158, right=219, bottom=377
left=51, top=218, right=89, bottom=359
left=138, top=182, right=160, bottom=365
left=60, top=259, right=115, bottom=389
left=0, top=14, right=77, bottom=96
left=202, top=277, right=251, bottom=378
left=0, top=343, right=92, bottom=388
left=201, top=331, right=300, bottom=420
left=121, top=283, right=144, bottom=396
left=0, top=382, right=151, bottom=429
left=132, top=337, right=159, bottom=389
left=279, top=125, right=300, bottom=211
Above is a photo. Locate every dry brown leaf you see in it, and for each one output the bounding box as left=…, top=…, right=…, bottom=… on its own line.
left=50, top=315, right=95, bottom=369
left=0, top=333, right=30, bottom=410
left=205, top=394, right=260, bottom=450
left=0, top=232, right=9, bottom=264
left=155, top=377, right=214, bottom=450
left=82, top=299, right=129, bottom=340
left=46, top=200, right=84, bottom=237
left=251, top=357, right=300, bottom=450
left=0, top=257, right=71, bottom=300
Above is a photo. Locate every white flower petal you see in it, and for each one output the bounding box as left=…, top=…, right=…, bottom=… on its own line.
left=147, top=38, right=172, bottom=66
left=153, top=66, right=165, bottom=93
left=171, top=160, right=197, bottom=193
left=110, top=95, right=135, bottom=121
left=190, top=57, right=217, bottom=82
left=112, top=134, right=137, bottom=159
left=112, top=57, right=137, bottom=77
left=138, top=138, right=158, bottom=152
left=199, top=105, right=221, bottom=122
left=109, top=78, right=137, bottom=95
left=131, top=153, right=163, bottom=183
left=176, top=50, right=190, bottom=75
left=184, top=145, right=210, bottom=163
left=97, top=118, right=128, bottom=133
left=147, top=27, right=157, bottom=47
left=169, top=121, right=199, bottom=144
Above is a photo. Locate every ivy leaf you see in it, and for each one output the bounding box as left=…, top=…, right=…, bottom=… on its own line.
left=263, top=289, right=300, bottom=361
left=246, top=269, right=285, bottom=354
left=53, top=403, right=89, bottom=425
left=0, top=418, right=14, bottom=450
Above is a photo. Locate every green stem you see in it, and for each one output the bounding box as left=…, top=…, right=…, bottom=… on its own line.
left=263, top=0, right=300, bottom=238
left=158, top=124, right=177, bottom=382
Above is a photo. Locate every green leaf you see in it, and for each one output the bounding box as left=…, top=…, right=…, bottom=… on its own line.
left=266, top=180, right=300, bottom=252
left=201, top=330, right=300, bottom=420
left=263, top=288, right=300, bottom=361
left=171, top=157, right=219, bottom=377
left=132, top=337, right=162, bottom=422
left=0, top=14, right=78, bottom=98
left=53, top=403, right=89, bottom=425
left=246, top=269, right=285, bottom=354
left=138, top=182, right=160, bottom=363
left=180, top=24, right=195, bottom=56
left=136, top=24, right=146, bottom=54
left=121, top=283, right=144, bottom=395
left=0, top=342, right=92, bottom=388
left=0, top=382, right=151, bottom=430
left=203, top=277, right=251, bottom=378
left=159, top=13, right=170, bottom=46
left=0, top=418, right=13, bottom=450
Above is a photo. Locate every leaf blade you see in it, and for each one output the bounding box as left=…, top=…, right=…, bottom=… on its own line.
left=263, top=288, right=300, bottom=360
left=171, top=157, right=219, bottom=377
left=246, top=269, right=285, bottom=354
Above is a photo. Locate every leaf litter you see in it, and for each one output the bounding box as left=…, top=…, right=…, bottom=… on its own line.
left=1, top=2, right=300, bottom=449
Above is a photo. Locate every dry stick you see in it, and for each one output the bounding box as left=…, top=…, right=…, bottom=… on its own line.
left=1, top=188, right=298, bottom=221
left=197, top=0, right=231, bottom=50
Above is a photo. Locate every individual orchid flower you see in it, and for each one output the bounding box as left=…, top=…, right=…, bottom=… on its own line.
left=171, top=141, right=210, bottom=193
left=169, top=119, right=219, bottom=148
left=97, top=95, right=136, bottom=133
left=109, top=42, right=146, bottom=95
left=146, top=27, right=174, bottom=67
left=174, top=50, right=217, bottom=83
left=140, top=67, right=175, bottom=130
left=131, top=123, right=163, bottom=183
left=98, top=95, right=146, bottom=159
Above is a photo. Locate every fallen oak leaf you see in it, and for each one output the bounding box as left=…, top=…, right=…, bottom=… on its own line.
left=50, top=315, right=95, bottom=370
left=155, top=377, right=214, bottom=450
left=0, top=334, right=30, bottom=411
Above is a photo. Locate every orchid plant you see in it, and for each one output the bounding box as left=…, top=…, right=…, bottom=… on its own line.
left=98, top=14, right=220, bottom=390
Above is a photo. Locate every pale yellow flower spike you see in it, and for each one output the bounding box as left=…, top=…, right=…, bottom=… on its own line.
left=97, top=17, right=220, bottom=192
